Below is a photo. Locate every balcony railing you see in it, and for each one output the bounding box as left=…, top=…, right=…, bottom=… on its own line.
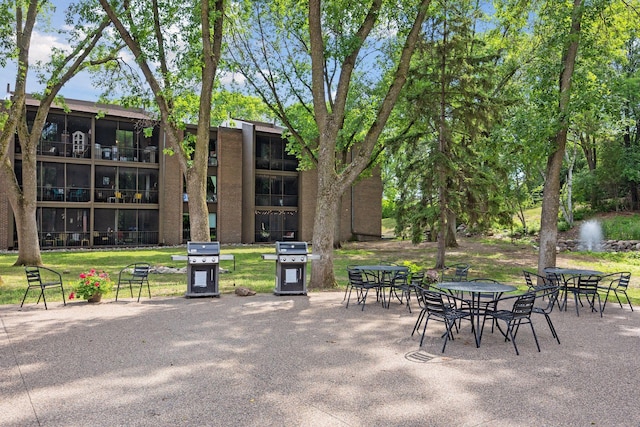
left=39, top=231, right=159, bottom=248
left=29, top=140, right=159, bottom=164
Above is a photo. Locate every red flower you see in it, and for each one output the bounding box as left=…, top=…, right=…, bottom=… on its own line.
left=69, top=292, right=75, bottom=300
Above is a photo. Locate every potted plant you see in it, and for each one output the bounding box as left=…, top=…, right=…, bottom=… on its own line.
left=69, top=269, right=113, bottom=302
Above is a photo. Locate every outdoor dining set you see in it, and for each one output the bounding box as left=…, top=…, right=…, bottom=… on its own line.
left=344, top=263, right=633, bottom=355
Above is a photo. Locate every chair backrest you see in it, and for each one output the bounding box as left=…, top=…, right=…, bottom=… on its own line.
left=577, top=275, right=600, bottom=292
left=523, top=270, right=549, bottom=289
left=347, top=268, right=364, bottom=286
left=115, top=191, right=122, bottom=199
left=469, top=278, right=500, bottom=283
left=393, top=270, right=408, bottom=285
left=544, top=271, right=564, bottom=287
left=410, top=271, right=425, bottom=286
left=442, top=263, right=469, bottom=282
left=422, top=289, right=448, bottom=316
left=511, top=292, right=536, bottom=319
left=25, top=266, right=42, bottom=285
left=132, top=264, right=150, bottom=278
left=617, top=272, right=631, bottom=289
left=534, top=285, right=559, bottom=313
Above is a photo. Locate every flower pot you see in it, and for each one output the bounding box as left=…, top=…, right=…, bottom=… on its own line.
left=87, top=293, right=102, bottom=303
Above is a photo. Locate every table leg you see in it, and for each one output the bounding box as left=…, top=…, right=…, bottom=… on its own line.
left=473, top=292, right=481, bottom=348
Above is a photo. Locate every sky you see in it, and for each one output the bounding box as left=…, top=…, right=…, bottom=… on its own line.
left=2, top=1, right=105, bottom=102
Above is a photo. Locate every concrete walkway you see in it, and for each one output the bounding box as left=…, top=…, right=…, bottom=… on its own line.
left=1, top=292, right=639, bottom=426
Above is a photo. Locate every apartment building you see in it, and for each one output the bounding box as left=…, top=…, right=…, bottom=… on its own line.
left=0, top=97, right=382, bottom=250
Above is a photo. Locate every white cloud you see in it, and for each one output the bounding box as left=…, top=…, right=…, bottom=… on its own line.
left=30, top=30, right=70, bottom=63
left=219, top=71, right=247, bottom=87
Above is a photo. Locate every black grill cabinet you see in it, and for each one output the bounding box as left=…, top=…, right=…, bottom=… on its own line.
left=185, top=241, right=220, bottom=297
left=262, top=241, right=317, bottom=295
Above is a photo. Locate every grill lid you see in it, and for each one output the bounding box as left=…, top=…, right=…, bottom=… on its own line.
left=275, top=241, right=308, bottom=254
left=187, top=241, right=221, bottom=255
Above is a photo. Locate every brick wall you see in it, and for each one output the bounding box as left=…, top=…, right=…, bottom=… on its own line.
left=160, top=133, right=183, bottom=246
left=217, top=127, right=244, bottom=243
left=299, top=169, right=318, bottom=242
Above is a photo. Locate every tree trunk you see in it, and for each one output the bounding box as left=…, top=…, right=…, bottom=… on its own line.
left=1, top=154, right=42, bottom=266
left=445, top=211, right=458, bottom=248
left=435, top=177, right=447, bottom=269
left=185, top=166, right=210, bottom=242
left=310, top=181, right=340, bottom=289
left=538, top=147, right=564, bottom=271
left=537, top=0, right=583, bottom=275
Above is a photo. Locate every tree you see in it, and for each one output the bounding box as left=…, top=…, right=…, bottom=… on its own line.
left=97, top=0, right=225, bottom=242
left=389, top=0, right=515, bottom=268
left=0, top=0, right=117, bottom=266
left=227, top=0, right=430, bottom=288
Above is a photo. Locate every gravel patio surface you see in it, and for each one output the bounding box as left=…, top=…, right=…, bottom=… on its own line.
left=1, top=291, right=639, bottom=426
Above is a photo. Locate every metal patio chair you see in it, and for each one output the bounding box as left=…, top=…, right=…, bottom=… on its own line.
left=484, top=292, right=540, bottom=356
left=115, top=263, right=151, bottom=302
left=21, top=266, right=66, bottom=310
left=531, top=285, right=561, bottom=345
left=412, top=287, right=471, bottom=353
left=600, top=272, right=633, bottom=312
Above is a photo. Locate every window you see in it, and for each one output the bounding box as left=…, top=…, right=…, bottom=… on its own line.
left=116, top=122, right=135, bottom=160
left=209, top=138, right=217, bottom=166
left=209, top=213, right=217, bottom=240
left=254, top=210, right=298, bottom=242
left=255, top=174, right=298, bottom=207
left=255, top=134, right=298, bottom=171
left=35, top=162, right=90, bottom=202
left=207, top=175, right=217, bottom=203
left=95, top=166, right=158, bottom=203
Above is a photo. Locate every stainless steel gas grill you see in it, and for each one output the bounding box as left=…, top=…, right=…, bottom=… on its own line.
left=185, top=241, right=221, bottom=297
left=262, top=241, right=319, bottom=295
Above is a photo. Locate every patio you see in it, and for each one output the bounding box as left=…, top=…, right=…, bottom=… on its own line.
left=1, top=292, right=638, bottom=426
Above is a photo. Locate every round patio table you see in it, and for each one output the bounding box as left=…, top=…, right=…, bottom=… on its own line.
left=544, top=268, right=604, bottom=312
left=436, top=281, right=517, bottom=348
left=353, top=265, right=409, bottom=308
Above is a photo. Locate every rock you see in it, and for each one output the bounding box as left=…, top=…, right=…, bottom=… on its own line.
left=235, top=287, right=256, bottom=296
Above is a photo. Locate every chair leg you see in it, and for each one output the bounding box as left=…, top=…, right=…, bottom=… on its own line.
left=528, top=320, right=541, bottom=352
left=602, top=288, right=612, bottom=311
left=506, top=322, right=519, bottom=355
left=412, top=310, right=425, bottom=336
left=544, top=313, right=561, bottom=344
left=39, top=288, right=49, bottom=310
left=616, top=290, right=633, bottom=311
left=20, top=287, right=31, bottom=308
left=419, top=315, right=432, bottom=347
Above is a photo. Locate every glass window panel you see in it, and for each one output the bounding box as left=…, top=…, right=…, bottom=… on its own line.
left=42, top=114, right=64, bottom=142
left=116, top=121, right=135, bottom=160
left=67, top=115, right=92, bottom=138
left=255, top=210, right=271, bottom=242
left=283, top=176, right=298, bottom=195
left=207, top=175, right=217, bottom=202
left=256, top=135, right=270, bottom=169
left=66, top=208, right=89, bottom=231
left=95, top=118, right=117, bottom=147
left=67, top=164, right=90, bottom=188
left=94, top=209, right=117, bottom=231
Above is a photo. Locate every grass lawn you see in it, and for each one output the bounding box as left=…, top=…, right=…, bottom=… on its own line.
left=2, top=235, right=639, bottom=307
